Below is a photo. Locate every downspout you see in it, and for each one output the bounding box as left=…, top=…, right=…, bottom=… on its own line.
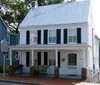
left=92, top=28, right=95, bottom=70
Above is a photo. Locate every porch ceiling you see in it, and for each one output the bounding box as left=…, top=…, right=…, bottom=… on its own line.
left=9, top=44, right=91, bottom=50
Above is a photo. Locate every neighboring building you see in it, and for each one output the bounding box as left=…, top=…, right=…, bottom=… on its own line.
left=0, top=16, right=8, bottom=65
left=9, top=0, right=100, bottom=80
left=0, top=16, right=19, bottom=66
left=6, top=32, right=19, bottom=65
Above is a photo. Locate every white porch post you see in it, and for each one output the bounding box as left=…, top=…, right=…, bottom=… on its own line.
left=31, top=49, right=34, bottom=66
left=55, top=49, right=58, bottom=67
left=9, top=49, right=12, bottom=65
left=83, top=49, right=86, bottom=67
left=19, top=51, right=22, bottom=64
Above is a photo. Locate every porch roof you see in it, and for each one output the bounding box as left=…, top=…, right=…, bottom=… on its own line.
left=9, top=44, right=91, bottom=50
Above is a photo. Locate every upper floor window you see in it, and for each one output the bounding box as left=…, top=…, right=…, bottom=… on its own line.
left=16, top=37, right=19, bottom=45
left=68, top=29, right=77, bottom=43
left=48, top=30, right=56, bottom=44
left=30, top=31, right=37, bottom=44
left=68, top=53, right=77, bottom=66
left=7, top=35, right=10, bottom=44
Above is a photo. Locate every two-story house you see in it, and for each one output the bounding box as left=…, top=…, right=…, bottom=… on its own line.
left=0, top=16, right=19, bottom=66
left=9, top=0, right=100, bottom=79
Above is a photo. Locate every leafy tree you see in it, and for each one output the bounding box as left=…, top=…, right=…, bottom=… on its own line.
left=0, top=0, right=64, bottom=33
left=39, top=0, right=64, bottom=6
left=0, top=0, right=29, bottom=33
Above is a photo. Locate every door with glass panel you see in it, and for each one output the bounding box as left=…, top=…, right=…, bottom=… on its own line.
left=67, top=53, right=77, bottom=75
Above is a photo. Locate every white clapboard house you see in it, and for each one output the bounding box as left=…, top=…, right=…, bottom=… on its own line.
left=9, top=0, right=100, bottom=79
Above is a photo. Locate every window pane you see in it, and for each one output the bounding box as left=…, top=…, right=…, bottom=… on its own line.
left=68, top=29, right=77, bottom=43
left=30, top=31, right=37, bottom=44
left=69, top=36, right=72, bottom=42
left=49, top=30, right=56, bottom=43
left=73, top=36, right=77, bottom=42
left=68, top=54, right=77, bottom=65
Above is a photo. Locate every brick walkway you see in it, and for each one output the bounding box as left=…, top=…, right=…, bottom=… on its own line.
left=0, top=76, right=99, bottom=85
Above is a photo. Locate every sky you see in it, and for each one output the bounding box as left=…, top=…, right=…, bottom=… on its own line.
left=91, top=0, right=100, bottom=38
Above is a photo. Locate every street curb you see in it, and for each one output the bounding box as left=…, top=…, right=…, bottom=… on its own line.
left=0, top=79, right=47, bottom=85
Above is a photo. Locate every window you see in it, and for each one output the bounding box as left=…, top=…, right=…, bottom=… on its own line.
left=49, top=30, right=56, bottom=44
left=6, top=52, right=9, bottom=60
left=49, top=55, right=55, bottom=65
left=68, top=29, right=77, bottom=43
left=16, top=37, right=19, bottom=45
left=7, top=35, right=10, bottom=44
left=49, top=60, right=55, bottom=65
left=15, top=52, right=19, bottom=60
left=68, top=53, right=77, bottom=66
left=30, top=31, right=37, bottom=44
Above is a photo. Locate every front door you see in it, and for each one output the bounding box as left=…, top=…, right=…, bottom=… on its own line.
left=67, top=53, right=77, bottom=75
left=23, top=52, right=30, bottom=73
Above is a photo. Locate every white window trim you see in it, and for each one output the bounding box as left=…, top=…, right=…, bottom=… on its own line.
left=15, top=52, right=19, bottom=60
left=48, top=29, right=56, bottom=44
left=68, top=53, right=77, bottom=67
left=68, top=28, right=77, bottom=44
left=30, top=30, right=37, bottom=44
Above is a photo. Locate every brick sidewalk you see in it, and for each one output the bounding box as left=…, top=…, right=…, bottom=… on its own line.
left=0, top=76, right=99, bottom=85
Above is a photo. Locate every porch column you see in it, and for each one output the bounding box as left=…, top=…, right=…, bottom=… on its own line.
left=55, top=49, right=58, bottom=67
left=82, top=49, right=87, bottom=80
left=19, top=51, right=22, bottom=64
left=9, top=49, right=12, bottom=65
left=82, top=49, right=86, bottom=67
left=31, top=49, right=34, bottom=66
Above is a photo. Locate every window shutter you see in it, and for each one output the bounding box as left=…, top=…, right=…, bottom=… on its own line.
left=64, top=29, right=67, bottom=44
left=44, top=30, right=48, bottom=44
left=37, top=52, right=41, bottom=65
left=37, top=30, right=41, bottom=44
left=26, top=31, right=30, bottom=44
left=77, top=28, right=81, bottom=43
left=56, top=29, right=61, bottom=44
left=26, top=52, right=30, bottom=67
left=44, top=52, right=48, bottom=65
left=58, top=52, right=60, bottom=68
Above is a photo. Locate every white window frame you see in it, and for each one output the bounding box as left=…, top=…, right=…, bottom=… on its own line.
left=68, top=29, right=77, bottom=44
left=68, top=53, right=77, bottom=66
left=30, top=30, right=37, bottom=44
left=15, top=52, right=19, bottom=60
left=7, top=35, right=10, bottom=44
left=48, top=29, right=56, bottom=44
left=16, top=37, right=19, bottom=45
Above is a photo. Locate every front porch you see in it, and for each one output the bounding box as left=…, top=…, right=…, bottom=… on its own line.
left=9, top=44, right=89, bottom=79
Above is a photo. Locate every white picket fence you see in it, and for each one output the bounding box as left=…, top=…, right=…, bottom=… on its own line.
left=87, top=70, right=100, bottom=83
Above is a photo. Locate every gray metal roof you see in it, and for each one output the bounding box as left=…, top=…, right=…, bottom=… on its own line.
left=19, top=0, right=90, bottom=28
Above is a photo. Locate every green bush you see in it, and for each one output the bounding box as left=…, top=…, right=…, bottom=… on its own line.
left=0, top=66, right=11, bottom=73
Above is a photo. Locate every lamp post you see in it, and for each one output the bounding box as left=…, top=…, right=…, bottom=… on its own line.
left=1, top=38, right=8, bottom=77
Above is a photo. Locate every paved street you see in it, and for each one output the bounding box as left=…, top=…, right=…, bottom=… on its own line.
left=0, top=82, right=27, bottom=85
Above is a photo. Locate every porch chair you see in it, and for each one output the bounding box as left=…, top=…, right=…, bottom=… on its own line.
left=38, top=65, right=49, bottom=75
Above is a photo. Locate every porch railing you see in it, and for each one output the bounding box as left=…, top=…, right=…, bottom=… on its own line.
left=87, top=69, right=100, bottom=83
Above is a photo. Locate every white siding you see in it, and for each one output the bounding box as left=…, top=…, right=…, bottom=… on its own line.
left=94, top=37, right=99, bottom=70
left=20, top=29, right=26, bottom=44
left=19, top=23, right=88, bottom=45
left=20, top=50, right=87, bottom=76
